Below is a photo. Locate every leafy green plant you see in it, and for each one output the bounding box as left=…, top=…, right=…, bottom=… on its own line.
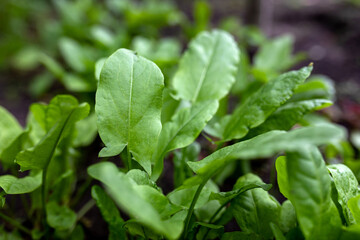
left=1, top=29, right=360, bottom=239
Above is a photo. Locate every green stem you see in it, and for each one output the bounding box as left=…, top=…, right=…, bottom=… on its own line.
left=127, top=147, right=132, bottom=171
left=181, top=181, right=207, bottom=240
left=0, top=212, right=32, bottom=235
left=77, top=199, right=95, bottom=221
left=41, top=168, right=48, bottom=219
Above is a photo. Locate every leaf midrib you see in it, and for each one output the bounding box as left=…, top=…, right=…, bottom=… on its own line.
left=191, top=34, right=220, bottom=103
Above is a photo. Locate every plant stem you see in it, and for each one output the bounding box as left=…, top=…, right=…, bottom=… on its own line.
left=0, top=212, right=32, bottom=235
left=77, top=199, right=95, bottom=221
left=127, top=147, right=132, bottom=171
left=181, top=181, right=207, bottom=240
left=41, top=168, right=48, bottom=219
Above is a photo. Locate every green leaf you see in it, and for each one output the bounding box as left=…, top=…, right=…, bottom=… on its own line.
left=87, top=162, right=183, bottom=239
left=0, top=172, right=42, bottom=194
left=348, top=195, right=360, bottom=224
left=231, top=174, right=280, bottom=239
left=96, top=49, right=164, bottom=174
left=0, top=106, right=22, bottom=156
left=46, top=201, right=77, bottom=231
left=285, top=146, right=342, bottom=239
left=91, top=185, right=126, bottom=239
left=16, top=95, right=89, bottom=171
left=328, top=164, right=359, bottom=225
left=59, top=37, right=87, bottom=72
left=126, top=169, right=159, bottom=190
left=290, top=75, right=335, bottom=102
left=222, top=66, right=312, bottom=141
left=73, top=113, right=97, bottom=147
left=152, top=100, right=219, bottom=180
left=172, top=30, right=239, bottom=103
left=188, top=124, right=344, bottom=180
left=340, top=225, right=360, bottom=240
left=245, top=99, right=332, bottom=139
left=270, top=223, right=286, bottom=240
left=173, top=142, right=201, bottom=188
left=253, top=35, right=303, bottom=77
left=94, top=58, right=106, bottom=81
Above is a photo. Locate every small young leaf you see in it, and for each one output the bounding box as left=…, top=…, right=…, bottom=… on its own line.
left=172, top=30, right=239, bottom=103
left=231, top=174, right=280, bottom=239
left=222, top=66, right=312, bottom=141
left=96, top=49, right=164, bottom=174
left=16, top=95, right=89, bottom=171
left=152, top=100, right=219, bottom=180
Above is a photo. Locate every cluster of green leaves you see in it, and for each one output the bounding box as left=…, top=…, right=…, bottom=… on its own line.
left=1, top=27, right=360, bottom=239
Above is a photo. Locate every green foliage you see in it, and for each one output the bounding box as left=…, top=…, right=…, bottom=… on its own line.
left=1, top=25, right=359, bottom=240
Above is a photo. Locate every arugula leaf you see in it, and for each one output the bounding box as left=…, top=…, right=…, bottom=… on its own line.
left=152, top=100, right=219, bottom=180
left=328, top=164, right=359, bottom=225
left=284, top=146, right=342, bottom=239
left=188, top=124, right=344, bottom=179
left=0, top=172, right=42, bottom=194
left=275, top=156, right=290, bottom=199
left=88, top=162, right=183, bottom=239
left=231, top=174, right=280, bottom=239
left=222, top=66, right=312, bottom=141
left=278, top=200, right=297, bottom=233
left=96, top=48, right=164, bottom=174
left=172, top=30, right=239, bottom=103
left=16, top=95, right=89, bottom=171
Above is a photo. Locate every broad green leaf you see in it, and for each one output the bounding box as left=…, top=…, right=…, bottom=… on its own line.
left=245, top=99, right=332, bottom=139
left=275, top=156, right=290, bottom=199
left=87, top=162, right=183, bottom=239
left=222, top=66, right=312, bottom=141
left=91, top=185, right=126, bottom=239
left=348, top=195, right=360, bottom=224
left=46, top=201, right=77, bottom=231
left=96, top=49, right=164, bottom=174
left=152, top=100, right=219, bottom=180
left=328, top=164, right=359, bottom=225
left=285, top=147, right=342, bottom=239
left=188, top=124, right=344, bottom=180
left=0, top=172, right=41, bottom=194
left=279, top=200, right=296, bottom=233
left=172, top=30, right=239, bottom=103
left=161, top=87, right=180, bottom=124
left=0, top=106, right=22, bottom=155
left=231, top=174, right=280, bottom=239
left=16, top=95, right=90, bottom=171
left=231, top=46, right=250, bottom=96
